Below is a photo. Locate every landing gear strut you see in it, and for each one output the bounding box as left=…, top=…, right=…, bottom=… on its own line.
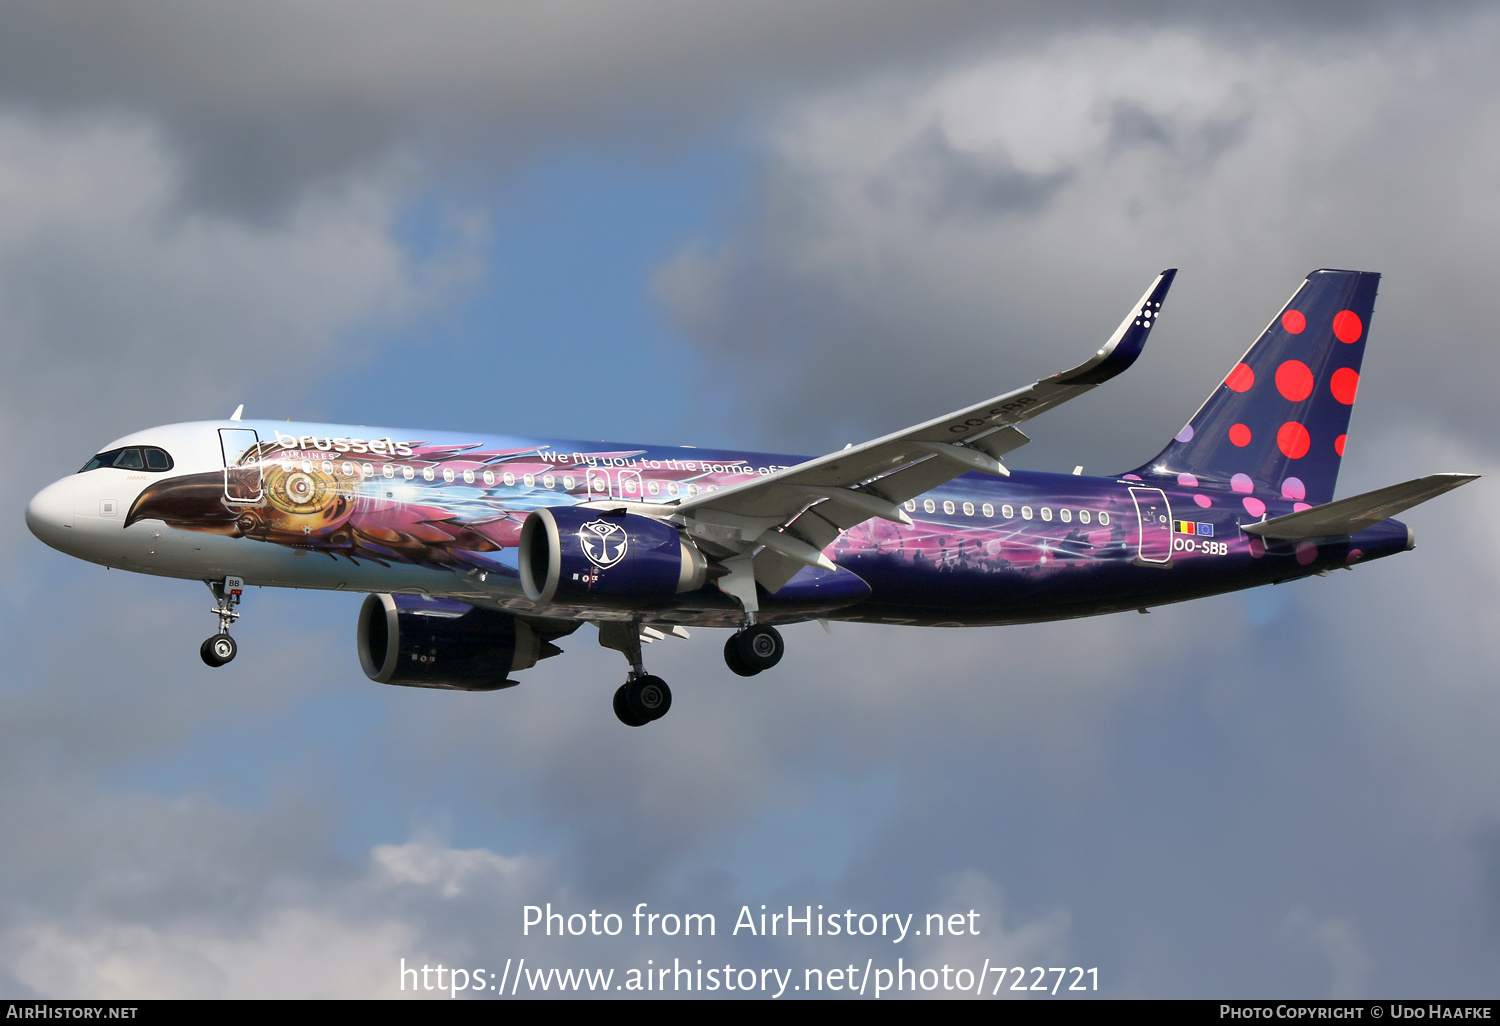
left=724, top=624, right=783, bottom=677
left=201, top=576, right=243, bottom=667
left=598, top=621, right=672, bottom=726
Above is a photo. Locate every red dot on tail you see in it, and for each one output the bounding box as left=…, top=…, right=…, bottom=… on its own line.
left=1277, top=421, right=1311, bottom=459
left=1335, top=434, right=1347, bottom=456
left=1275, top=360, right=1314, bottom=402
left=1330, top=367, right=1359, bottom=405
left=1224, top=363, right=1255, bottom=392
left=1282, top=310, right=1306, bottom=334
left=1229, top=423, right=1252, bottom=447
left=1332, top=310, right=1363, bottom=343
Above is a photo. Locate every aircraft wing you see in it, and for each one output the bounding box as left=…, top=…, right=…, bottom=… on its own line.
left=671, top=269, right=1178, bottom=593
left=1241, top=473, right=1478, bottom=539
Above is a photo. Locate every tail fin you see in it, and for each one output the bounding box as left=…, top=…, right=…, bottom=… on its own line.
left=1126, top=269, right=1380, bottom=507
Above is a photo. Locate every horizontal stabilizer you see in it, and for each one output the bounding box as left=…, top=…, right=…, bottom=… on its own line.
left=1242, top=473, right=1478, bottom=539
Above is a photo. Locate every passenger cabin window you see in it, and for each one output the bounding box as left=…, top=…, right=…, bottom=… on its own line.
left=981, top=503, right=994, bottom=518
left=1079, top=510, right=1091, bottom=524
left=1099, top=511, right=1111, bottom=525
left=1041, top=507, right=1053, bottom=522
left=422, top=467, right=435, bottom=481
left=80, top=447, right=175, bottom=473
left=1001, top=504, right=1014, bottom=518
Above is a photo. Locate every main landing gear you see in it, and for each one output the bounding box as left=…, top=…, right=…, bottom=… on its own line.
left=200, top=576, right=243, bottom=668
left=598, top=622, right=673, bottom=727
left=595, top=620, right=785, bottom=726
left=613, top=675, right=672, bottom=727
left=723, top=624, right=784, bottom=677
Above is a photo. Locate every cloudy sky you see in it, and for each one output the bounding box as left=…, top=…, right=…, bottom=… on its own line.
left=2, top=0, right=1497, bottom=999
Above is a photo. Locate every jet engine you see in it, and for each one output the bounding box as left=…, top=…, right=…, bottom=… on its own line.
left=519, top=507, right=708, bottom=608
left=357, top=593, right=540, bottom=691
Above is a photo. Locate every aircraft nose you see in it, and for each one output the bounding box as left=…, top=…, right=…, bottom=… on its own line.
left=25, top=477, right=75, bottom=549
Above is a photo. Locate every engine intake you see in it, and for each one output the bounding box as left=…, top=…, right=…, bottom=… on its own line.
left=519, top=507, right=707, bottom=608
left=358, top=593, right=540, bottom=691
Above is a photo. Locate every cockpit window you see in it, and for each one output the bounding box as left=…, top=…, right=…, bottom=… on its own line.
left=78, top=447, right=174, bottom=474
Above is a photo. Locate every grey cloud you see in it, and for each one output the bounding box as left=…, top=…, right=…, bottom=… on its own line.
left=654, top=15, right=1500, bottom=467
left=3, top=2, right=1500, bottom=1000
left=872, top=124, right=1076, bottom=221
left=0, top=1, right=1486, bottom=220
left=0, top=112, right=481, bottom=563
left=1104, top=98, right=1251, bottom=174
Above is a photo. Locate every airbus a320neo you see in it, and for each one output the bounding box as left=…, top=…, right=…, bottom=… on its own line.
left=27, top=269, right=1474, bottom=725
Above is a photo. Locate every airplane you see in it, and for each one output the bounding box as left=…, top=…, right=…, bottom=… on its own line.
left=25, top=268, right=1476, bottom=726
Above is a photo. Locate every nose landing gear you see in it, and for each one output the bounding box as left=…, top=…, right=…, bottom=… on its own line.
left=201, top=576, right=243, bottom=667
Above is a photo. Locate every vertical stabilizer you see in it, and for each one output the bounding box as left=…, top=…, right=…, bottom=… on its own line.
left=1126, top=269, right=1379, bottom=508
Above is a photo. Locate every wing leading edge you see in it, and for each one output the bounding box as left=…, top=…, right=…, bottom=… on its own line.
left=670, top=270, right=1179, bottom=605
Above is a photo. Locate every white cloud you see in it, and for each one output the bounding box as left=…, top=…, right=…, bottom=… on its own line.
left=1, top=835, right=561, bottom=999
left=0, top=112, right=483, bottom=559
left=1284, top=908, right=1374, bottom=999
left=655, top=16, right=1500, bottom=466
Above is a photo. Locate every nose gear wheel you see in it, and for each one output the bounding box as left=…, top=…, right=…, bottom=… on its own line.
left=200, top=633, right=237, bottom=667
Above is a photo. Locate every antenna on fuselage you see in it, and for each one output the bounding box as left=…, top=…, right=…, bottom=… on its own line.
left=230, top=404, right=244, bottom=421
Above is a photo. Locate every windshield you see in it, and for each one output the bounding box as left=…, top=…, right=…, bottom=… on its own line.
left=78, top=447, right=174, bottom=473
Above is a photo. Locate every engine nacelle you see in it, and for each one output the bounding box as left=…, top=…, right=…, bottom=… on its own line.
left=519, top=507, right=708, bottom=608
left=357, top=593, right=540, bottom=691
